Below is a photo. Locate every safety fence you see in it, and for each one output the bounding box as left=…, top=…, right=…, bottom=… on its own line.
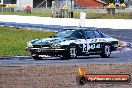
left=0, top=7, right=132, bottom=18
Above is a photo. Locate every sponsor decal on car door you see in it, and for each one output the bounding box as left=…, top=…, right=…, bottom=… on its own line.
left=83, top=39, right=101, bottom=52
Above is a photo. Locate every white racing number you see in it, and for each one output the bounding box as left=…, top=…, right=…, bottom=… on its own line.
left=83, top=44, right=90, bottom=52
left=83, top=43, right=101, bottom=52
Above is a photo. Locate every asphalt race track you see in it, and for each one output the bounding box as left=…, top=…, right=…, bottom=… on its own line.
left=0, top=28, right=132, bottom=66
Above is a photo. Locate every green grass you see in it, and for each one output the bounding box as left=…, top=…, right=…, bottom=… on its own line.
left=0, top=10, right=52, bottom=17
left=0, top=8, right=52, bottom=17
left=86, top=13, right=132, bottom=19
left=0, top=27, right=54, bottom=56
left=73, top=10, right=132, bottom=19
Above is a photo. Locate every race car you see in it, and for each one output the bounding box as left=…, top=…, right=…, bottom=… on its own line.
left=26, top=28, right=119, bottom=60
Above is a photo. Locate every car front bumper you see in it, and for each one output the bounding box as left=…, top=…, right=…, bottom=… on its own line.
left=26, top=47, right=66, bottom=56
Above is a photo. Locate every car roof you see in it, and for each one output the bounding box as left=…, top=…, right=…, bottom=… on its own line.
left=62, top=27, right=97, bottom=31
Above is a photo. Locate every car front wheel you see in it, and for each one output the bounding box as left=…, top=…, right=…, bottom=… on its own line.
left=100, top=45, right=111, bottom=58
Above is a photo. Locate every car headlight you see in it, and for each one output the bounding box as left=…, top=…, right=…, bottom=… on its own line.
left=27, top=41, right=33, bottom=48
left=51, top=43, right=61, bottom=48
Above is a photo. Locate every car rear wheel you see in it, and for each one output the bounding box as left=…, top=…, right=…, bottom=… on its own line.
left=100, top=45, right=111, bottom=58
left=62, top=45, right=78, bottom=59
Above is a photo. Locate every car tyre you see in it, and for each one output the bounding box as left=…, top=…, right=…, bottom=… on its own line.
left=100, top=45, right=111, bottom=58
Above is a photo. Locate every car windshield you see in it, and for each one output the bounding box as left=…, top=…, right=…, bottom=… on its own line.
left=55, top=30, right=75, bottom=38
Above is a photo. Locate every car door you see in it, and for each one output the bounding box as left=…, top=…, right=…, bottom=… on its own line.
left=83, top=30, right=102, bottom=53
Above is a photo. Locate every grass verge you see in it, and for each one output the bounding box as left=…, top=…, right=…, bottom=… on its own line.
left=0, top=27, right=54, bottom=56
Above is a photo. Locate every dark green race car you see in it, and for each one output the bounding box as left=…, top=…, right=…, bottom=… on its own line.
left=26, top=28, right=119, bottom=60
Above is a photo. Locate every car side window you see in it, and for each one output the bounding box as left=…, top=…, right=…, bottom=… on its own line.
left=94, top=31, right=102, bottom=38
left=98, top=31, right=111, bottom=38
left=72, top=30, right=84, bottom=39
left=85, top=30, right=96, bottom=39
